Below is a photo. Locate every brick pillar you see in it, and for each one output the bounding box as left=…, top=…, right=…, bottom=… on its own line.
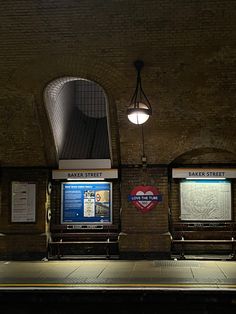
left=119, top=166, right=171, bottom=258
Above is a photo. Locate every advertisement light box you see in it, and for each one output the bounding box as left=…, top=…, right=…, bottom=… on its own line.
left=61, top=182, right=112, bottom=224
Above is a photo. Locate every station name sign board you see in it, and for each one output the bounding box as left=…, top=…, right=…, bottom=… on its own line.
left=172, top=168, right=236, bottom=179
left=52, top=169, right=118, bottom=180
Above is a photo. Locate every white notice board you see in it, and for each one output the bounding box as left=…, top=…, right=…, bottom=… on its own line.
left=11, top=182, right=36, bottom=222
left=180, top=180, right=231, bottom=221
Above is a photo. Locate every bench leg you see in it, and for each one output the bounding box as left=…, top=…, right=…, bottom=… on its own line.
left=57, top=243, right=63, bottom=259
left=106, top=244, right=110, bottom=259
left=230, top=242, right=236, bottom=260
left=179, top=242, right=185, bottom=259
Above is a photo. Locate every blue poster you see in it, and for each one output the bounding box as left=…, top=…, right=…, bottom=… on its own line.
left=61, top=182, right=112, bottom=224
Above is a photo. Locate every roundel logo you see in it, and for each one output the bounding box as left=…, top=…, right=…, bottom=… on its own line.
left=128, top=185, right=162, bottom=213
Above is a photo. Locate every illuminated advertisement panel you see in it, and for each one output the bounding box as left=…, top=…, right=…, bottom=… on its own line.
left=61, top=182, right=112, bottom=224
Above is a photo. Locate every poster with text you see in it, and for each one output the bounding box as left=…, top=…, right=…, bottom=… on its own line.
left=61, top=182, right=112, bottom=224
left=11, top=182, right=36, bottom=222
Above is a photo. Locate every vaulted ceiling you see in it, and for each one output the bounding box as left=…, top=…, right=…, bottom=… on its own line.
left=1, top=0, right=236, bottom=167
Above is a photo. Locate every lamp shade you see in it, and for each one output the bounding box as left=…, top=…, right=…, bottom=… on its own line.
left=127, top=60, right=152, bottom=125
left=127, top=102, right=151, bottom=125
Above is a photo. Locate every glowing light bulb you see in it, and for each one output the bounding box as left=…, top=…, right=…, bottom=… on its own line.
left=127, top=102, right=151, bottom=125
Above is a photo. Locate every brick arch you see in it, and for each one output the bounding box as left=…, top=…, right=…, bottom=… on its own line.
left=170, top=147, right=236, bottom=166
left=8, top=56, right=124, bottom=166
left=44, top=76, right=114, bottom=161
left=10, top=55, right=126, bottom=97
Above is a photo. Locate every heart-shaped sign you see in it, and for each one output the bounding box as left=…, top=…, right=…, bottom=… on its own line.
left=129, top=185, right=161, bottom=213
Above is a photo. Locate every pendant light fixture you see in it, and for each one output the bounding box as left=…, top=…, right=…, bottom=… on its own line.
left=127, top=60, right=152, bottom=125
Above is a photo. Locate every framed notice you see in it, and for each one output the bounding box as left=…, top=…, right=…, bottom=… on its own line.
left=61, top=182, right=112, bottom=224
left=11, top=182, right=36, bottom=223
left=180, top=180, right=232, bottom=221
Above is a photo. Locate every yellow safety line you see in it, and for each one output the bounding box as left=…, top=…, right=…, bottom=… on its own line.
left=0, top=283, right=236, bottom=288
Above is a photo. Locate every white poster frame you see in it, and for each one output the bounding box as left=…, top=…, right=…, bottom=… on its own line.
left=11, top=181, right=36, bottom=223
left=180, top=180, right=232, bottom=221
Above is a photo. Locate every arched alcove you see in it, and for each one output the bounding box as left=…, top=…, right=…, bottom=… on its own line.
left=170, top=147, right=236, bottom=166
left=44, top=77, right=112, bottom=162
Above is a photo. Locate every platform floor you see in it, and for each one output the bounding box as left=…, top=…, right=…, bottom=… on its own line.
left=1, top=259, right=236, bottom=313
left=0, top=259, right=236, bottom=290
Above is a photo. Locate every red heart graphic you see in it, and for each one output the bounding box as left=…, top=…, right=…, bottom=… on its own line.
left=130, top=185, right=160, bottom=213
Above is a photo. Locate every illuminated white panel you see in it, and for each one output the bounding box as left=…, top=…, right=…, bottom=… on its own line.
left=180, top=180, right=231, bottom=221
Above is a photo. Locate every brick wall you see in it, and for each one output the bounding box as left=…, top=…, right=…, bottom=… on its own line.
left=0, top=168, right=50, bottom=259
left=0, top=0, right=236, bottom=258
left=1, top=0, right=236, bottom=168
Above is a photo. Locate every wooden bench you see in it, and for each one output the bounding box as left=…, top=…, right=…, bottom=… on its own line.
left=170, top=223, right=236, bottom=259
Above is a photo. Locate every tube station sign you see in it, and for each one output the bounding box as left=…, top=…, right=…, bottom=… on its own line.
left=172, top=168, right=236, bottom=179
left=128, top=185, right=162, bottom=213
left=52, top=169, right=118, bottom=180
